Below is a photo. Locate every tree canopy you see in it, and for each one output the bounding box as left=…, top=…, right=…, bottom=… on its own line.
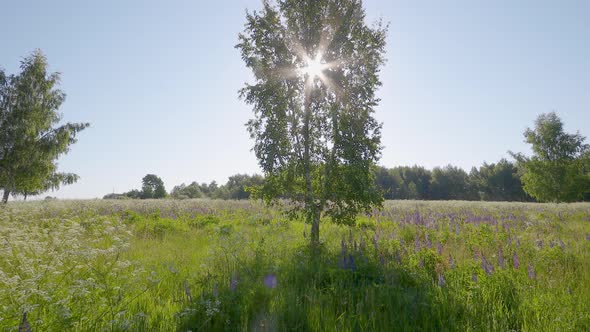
left=141, top=174, right=167, bottom=199
left=0, top=50, right=88, bottom=203
left=237, top=0, right=388, bottom=245
left=511, top=112, right=590, bottom=202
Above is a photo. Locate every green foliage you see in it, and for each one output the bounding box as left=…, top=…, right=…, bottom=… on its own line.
left=0, top=50, right=89, bottom=203
left=237, top=0, right=388, bottom=243
left=430, top=165, right=477, bottom=200
left=470, top=159, right=531, bottom=201
left=141, top=174, right=167, bottom=199
left=171, top=181, right=203, bottom=199
left=511, top=112, right=590, bottom=202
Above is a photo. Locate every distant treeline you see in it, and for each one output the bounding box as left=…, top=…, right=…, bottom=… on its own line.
left=374, top=159, right=533, bottom=201
left=103, top=158, right=551, bottom=202
left=103, top=174, right=264, bottom=201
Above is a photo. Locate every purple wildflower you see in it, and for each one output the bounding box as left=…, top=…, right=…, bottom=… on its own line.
left=184, top=280, right=192, bottom=302
left=537, top=239, right=544, bottom=249
left=516, top=238, right=521, bottom=248
left=425, top=233, right=432, bottom=248
left=472, top=273, right=478, bottom=283
left=419, top=259, right=424, bottom=268
left=213, top=283, right=219, bottom=298
left=559, top=239, right=566, bottom=250
left=414, top=235, right=420, bottom=252
left=437, top=242, right=443, bottom=255
left=230, top=275, right=239, bottom=292
left=373, top=232, right=379, bottom=250
left=455, top=224, right=460, bottom=235
left=498, top=247, right=505, bottom=269
left=449, top=256, right=455, bottom=269
left=586, top=234, right=590, bottom=242
left=264, top=274, right=277, bottom=289
left=513, top=252, right=520, bottom=269
left=348, top=254, right=356, bottom=271
left=527, top=264, right=536, bottom=280
left=438, top=273, right=446, bottom=287
left=395, top=251, right=402, bottom=264
left=19, top=312, right=31, bottom=332
left=481, top=255, right=494, bottom=276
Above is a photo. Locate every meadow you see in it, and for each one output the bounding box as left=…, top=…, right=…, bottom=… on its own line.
left=1, top=199, right=589, bottom=331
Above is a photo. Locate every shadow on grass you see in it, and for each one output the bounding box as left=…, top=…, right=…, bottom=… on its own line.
left=177, top=243, right=478, bottom=331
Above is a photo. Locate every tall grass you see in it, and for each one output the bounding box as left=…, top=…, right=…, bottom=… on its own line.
left=0, top=199, right=589, bottom=331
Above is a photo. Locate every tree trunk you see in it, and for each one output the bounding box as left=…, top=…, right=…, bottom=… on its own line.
left=24, top=193, right=28, bottom=201
left=303, top=94, right=320, bottom=248
left=2, top=190, right=9, bottom=204
left=310, top=209, right=320, bottom=246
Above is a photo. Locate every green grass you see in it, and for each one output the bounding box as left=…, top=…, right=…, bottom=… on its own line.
left=1, top=199, right=589, bottom=331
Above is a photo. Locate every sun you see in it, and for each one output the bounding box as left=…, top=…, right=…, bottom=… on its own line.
left=301, top=55, right=328, bottom=78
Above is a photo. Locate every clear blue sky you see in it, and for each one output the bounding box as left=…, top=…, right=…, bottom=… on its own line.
left=1, top=0, right=589, bottom=199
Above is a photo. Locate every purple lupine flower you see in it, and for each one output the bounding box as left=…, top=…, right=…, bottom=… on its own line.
left=516, top=238, right=521, bottom=248
left=340, top=237, right=348, bottom=269
left=498, top=247, right=505, bottom=269
left=230, top=275, right=239, bottom=292
left=418, top=259, right=424, bottom=268
left=586, top=234, right=590, bottom=242
left=449, top=256, right=455, bottom=269
left=472, top=273, right=478, bottom=283
left=264, top=274, right=277, bottom=289
left=213, top=283, right=219, bottom=298
left=359, top=235, right=366, bottom=252
left=373, top=232, right=379, bottom=250
left=513, top=252, right=520, bottom=269
left=19, top=312, right=31, bottom=332
left=559, top=238, right=565, bottom=250
left=348, top=254, right=356, bottom=271
left=425, top=233, right=432, bottom=248
left=414, top=235, right=420, bottom=252
left=395, top=251, right=402, bottom=264
left=527, top=264, right=536, bottom=280
left=481, top=255, right=494, bottom=276
left=438, top=273, right=446, bottom=287
left=507, top=236, right=512, bottom=246
left=455, top=224, right=460, bottom=235
left=537, top=239, right=544, bottom=249
left=437, top=242, right=443, bottom=256
left=184, top=280, right=193, bottom=302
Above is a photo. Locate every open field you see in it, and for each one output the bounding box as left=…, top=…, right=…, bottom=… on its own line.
left=1, top=200, right=589, bottom=331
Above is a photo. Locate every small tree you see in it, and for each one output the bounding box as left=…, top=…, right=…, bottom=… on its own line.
left=0, top=50, right=88, bottom=203
left=141, top=174, right=167, bottom=199
left=237, top=0, right=387, bottom=246
left=511, top=112, right=590, bottom=202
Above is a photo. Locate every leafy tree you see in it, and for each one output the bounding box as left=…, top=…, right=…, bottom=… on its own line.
left=225, top=174, right=265, bottom=200
left=470, top=159, right=530, bottom=201
left=0, top=50, right=88, bottom=203
left=171, top=182, right=203, bottom=199
left=373, top=166, right=402, bottom=199
left=511, top=112, right=590, bottom=202
left=141, top=174, right=167, bottom=199
left=430, top=165, right=474, bottom=200
left=237, top=0, right=387, bottom=246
